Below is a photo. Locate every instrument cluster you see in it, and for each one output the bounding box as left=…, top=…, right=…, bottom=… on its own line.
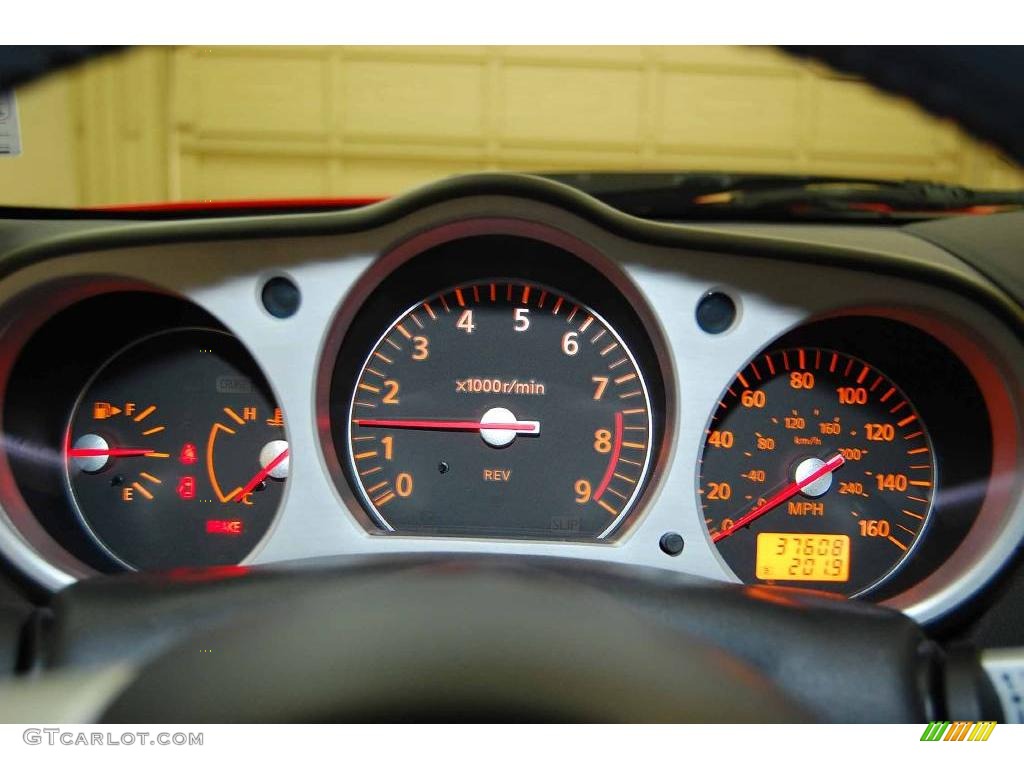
left=0, top=175, right=1021, bottom=625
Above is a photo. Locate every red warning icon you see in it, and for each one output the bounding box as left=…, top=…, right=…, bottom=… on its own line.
left=176, top=476, right=196, bottom=500
left=179, top=443, right=198, bottom=465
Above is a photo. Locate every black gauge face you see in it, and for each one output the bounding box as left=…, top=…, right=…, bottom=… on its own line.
left=700, top=347, right=935, bottom=596
left=65, top=329, right=288, bottom=570
left=338, top=280, right=656, bottom=538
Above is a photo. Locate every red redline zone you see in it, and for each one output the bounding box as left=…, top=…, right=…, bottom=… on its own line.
left=593, top=411, right=624, bottom=501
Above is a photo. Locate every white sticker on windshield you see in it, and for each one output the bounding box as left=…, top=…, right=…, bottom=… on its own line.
left=0, top=91, right=22, bottom=156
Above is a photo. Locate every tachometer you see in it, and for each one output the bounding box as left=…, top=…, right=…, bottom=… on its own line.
left=700, top=347, right=935, bottom=596
left=339, top=280, right=657, bottom=538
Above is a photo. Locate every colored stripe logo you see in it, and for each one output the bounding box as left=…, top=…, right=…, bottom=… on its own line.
left=920, top=721, right=997, bottom=741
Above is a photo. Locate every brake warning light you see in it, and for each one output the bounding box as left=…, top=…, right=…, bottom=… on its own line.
left=206, top=519, right=243, bottom=536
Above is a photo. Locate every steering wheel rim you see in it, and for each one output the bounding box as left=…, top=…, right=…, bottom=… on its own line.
left=99, top=562, right=814, bottom=723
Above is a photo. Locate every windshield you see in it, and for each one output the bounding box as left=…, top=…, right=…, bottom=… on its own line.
left=2, top=45, right=1022, bottom=209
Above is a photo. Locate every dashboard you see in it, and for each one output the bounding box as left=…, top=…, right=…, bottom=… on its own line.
left=1, top=173, right=1023, bottom=629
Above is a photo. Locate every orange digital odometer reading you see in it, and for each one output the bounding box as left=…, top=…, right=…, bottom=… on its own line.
left=755, top=533, right=851, bottom=582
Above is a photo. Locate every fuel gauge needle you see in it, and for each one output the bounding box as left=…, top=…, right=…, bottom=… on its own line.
left=67, top=448, right=155, bottom=458
left=711, top=452, right=845, bottom=543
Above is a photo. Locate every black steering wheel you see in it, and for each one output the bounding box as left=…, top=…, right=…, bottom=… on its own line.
left=32, top=556, right=994, bottom=722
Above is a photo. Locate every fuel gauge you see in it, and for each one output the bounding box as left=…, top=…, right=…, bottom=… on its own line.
left=65, top=328, right=287, bottom=570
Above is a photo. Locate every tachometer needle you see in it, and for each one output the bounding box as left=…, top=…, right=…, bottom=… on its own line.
left=353, top=418, right=539, bottom=433
left=711, top=452, right=846, bottom=543
left=235, top=447, right=290, bottom=502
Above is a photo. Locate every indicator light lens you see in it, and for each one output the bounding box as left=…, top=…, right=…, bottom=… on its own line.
left=695, top=291, right=738, bottom=335
left=261, top=275, right=301, bottom=319
left=176, top=476, right=196, bottom=500
left=93, top=401, right=122, bottom=420
left=179, top=443, right=198, bottom=465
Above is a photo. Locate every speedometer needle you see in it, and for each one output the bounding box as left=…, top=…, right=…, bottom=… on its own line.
left=353, top=418, right=540, bottom=433
left=711, top=452, right=846, bottom=543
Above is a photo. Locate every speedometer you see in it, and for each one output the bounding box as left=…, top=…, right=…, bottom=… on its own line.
left=700, top=346, right=936, bottom=596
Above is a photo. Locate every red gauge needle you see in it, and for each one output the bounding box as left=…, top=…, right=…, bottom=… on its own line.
left=235, top=448, right=290, bottom=502
left=711, top=452, right=846, bottom=543
left=66, top=448, right=155, bottom=458
left=353, top=418, right=539, bottom=433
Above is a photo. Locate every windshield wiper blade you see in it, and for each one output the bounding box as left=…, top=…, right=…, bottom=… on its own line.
left=541, top=172, right=1024, bottom=220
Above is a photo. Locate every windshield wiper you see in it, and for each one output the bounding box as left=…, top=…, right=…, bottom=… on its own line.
left=541, top=172, right=1024, bottom=222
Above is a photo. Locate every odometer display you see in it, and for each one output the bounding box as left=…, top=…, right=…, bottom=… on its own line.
left=339, top=280, right=657, bottom=538
left=755, top=533, right=850, bottom=582
left=700, top=347, right=935, bottom=596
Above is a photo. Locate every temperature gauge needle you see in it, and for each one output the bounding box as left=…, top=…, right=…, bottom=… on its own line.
left=235, top=447, right=290, bottom=502
left=711, top=452, right=846, bottom=543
